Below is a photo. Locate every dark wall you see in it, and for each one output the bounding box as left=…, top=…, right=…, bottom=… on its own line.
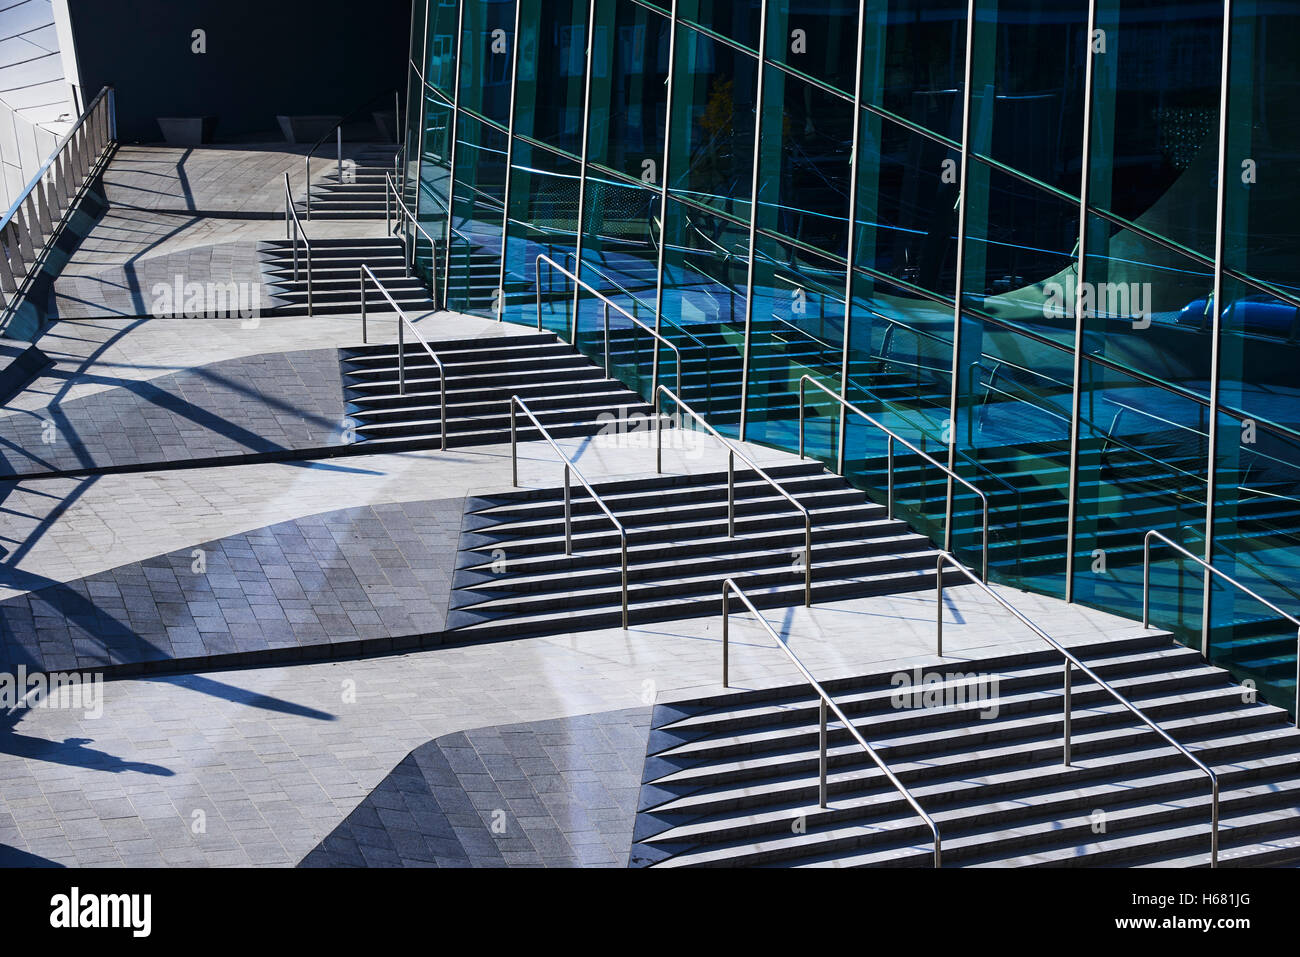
left=68, top=0, right=412, bottom=143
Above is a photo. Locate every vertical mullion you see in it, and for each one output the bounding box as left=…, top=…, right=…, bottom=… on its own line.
left=498, top=0, right=525, bottom=320
left=1065, top=0, right=1100, bottom=602
left=441, top=0, right=468, bottom=308
left=651, top=0, right=679, bottom=402
left=570, top=0, right=601, bottom=344
left=837, top=0, right=871, bottom=475
left=1202, top=0, right=1235, bottom=660
left=944, top=0, right=978, bottom=555
left=738, top=0, right=771, bottom=441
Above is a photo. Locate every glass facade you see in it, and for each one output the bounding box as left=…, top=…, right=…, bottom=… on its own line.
left=406, top=0, right=1300, bottom=715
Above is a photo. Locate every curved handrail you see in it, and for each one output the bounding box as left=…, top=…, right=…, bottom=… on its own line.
left=358, top=263, right=446, bottom=451
left=934, top=549, right=1220, bottom=866
left=655, top=384, right=812, bottom=606
left=383, top=172, right=440, bottom=309
left=534, top=254, right=683, bottom=399
left=509, top=395, right=629, bottom=629
left=1143, top=529, right=1300, bottom=726
left=799, top=375, right=990, bottom=581
left=721, top=579, right=941, bottom=866
left=304, top=87, right=399, bottom=221
left=283, top=173, right=313, bottom=317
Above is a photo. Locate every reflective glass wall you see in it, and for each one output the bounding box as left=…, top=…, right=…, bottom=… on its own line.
left=406, top=0, right=1300, bottom=715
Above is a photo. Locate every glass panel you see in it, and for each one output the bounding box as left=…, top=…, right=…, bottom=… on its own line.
left=665, top=24, right=758, bottom=220
left=457, top=0, right=515, bottom=126
left=503, top=140, right=583, bottom=333
left=1089, top=0, right=1223, bottom=259
left=446, top=116, right=508, bottom=316
left=658, top=196, right=747, bottom=435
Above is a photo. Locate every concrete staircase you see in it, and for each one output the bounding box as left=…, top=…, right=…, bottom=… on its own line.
left=446, top=462, right=963, bottom=640
left=631, top=631, right=1300, bottom=867
left=341, top=330, right=652, bottom=450
left=299, top=144, right=398, bottom=220
left=259, top=237, right=434, bottom=317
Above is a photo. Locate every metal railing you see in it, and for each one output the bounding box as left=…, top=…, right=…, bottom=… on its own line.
left=304, top=88, right=399, bottom=221
left=358, top=263, right=447, bottom=451
left=0, top=85, right=115, bottom=326
left=934, top=549, right=1221, bottom=866
left=655, top=384, right=813, bottom=606
left=282, top=173, right=314, bottom=317
left=384, top=172, right=439, bottom=309
left=1143, top=529, right=1300, bottom=726
left=534, top=253, right=683, bottom=397
left=509, top=395, right=629, bottom=628
left=720, top=579, right=941, bottom=866
left=798, top=375, right=991, bottom=581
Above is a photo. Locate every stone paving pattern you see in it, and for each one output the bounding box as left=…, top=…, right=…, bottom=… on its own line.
left=0, top=348, right=348, bottom=477
left=0, top=498, right=465, bottom=675
left=300, top=709, right=651, bottom=867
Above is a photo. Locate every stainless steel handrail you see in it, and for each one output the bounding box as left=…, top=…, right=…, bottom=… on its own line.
left=509, top=395, right=629, bottom=629
left=799, top=375, right=991, bottom=581
left=0, top=85, right=115, bottom=321
left=283, top=173, right=313, bottom=317
left=534, top=253, right=683, bottom=397
left=383, top=172, right=439, bottom=309
left=655, top=384, right=812, bottom=606
left=934, top=549, right=1220, bottom=866
left=721, top=579, right=941, bottom=866
left=1143, top=529, right=1300, bottom=726
left=358, top=263, right=447, bottom=451
left=304, top=88, right=398, bottom=221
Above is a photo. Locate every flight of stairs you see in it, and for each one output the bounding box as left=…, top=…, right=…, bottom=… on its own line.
left=259, top=237, right=435, bottom=317
left=340, top=330, right=653, bottom=450
left=631, top=630, right=1300, bottom=867
left=299, top=144, right=398, bottom=220
left=445, top=461, right=964, bottom=640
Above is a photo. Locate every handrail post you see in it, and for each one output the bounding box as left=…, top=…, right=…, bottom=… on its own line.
left=727, top=450, right=735, bottom=538
left=1142, top=532, right=1153, bottom=627
left=337, top=127, right=342, bottom=183
left=439, top=362, right=447, bottom=452
left=887, top=435, right=895, bottom=519
left=603, top=301, right=610, bottom=377
left=304, top=155, right=310, bottom=222
left=510, top=400, right=518, bottom=487
left=804, top=518, right=812, bottom=607
left=398, top=317, right=405, bottom=395
left=564, top=465, right=572, bottom=556
left=535, top=254, right=544, bottom=331
left=722, top=583, right=730, bottom=688
left=818, top=698, right=828, bottom=809
left=620, top=533, right=628, bottom=631
left=359, top=268, right=367, bottom=343
left=655, top=391, right=663, bottom=475
left=1063, top=660, right=1072, bottom=767
left=936, top=555, right=944, bottom=657
left=306, top=241, right=313, bottom=318
left=798, top=386, right=806, bottom=460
